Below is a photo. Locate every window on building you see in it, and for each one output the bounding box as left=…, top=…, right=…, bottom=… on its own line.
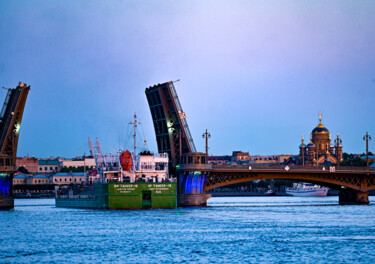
left=50, top=167, right=52, bottom=170
left=60, top=179, right=62, bottom=181
left=64, top=178, right=67, bottom=181
left=55, top=167, right=58, bottom=170
left=55, top=179, right=58, bottom=182
left=44, top=167, right=47, bottom=171
left=70, top=178, right=72, bottom=182
left=39, top=168, right=42, bottom=171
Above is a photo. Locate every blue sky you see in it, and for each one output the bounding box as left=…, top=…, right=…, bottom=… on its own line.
left=0, top=0, right=374, bottom=158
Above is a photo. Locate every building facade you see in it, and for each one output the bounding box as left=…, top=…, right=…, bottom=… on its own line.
left=61, top=157, right=96, bottom=168
left=52, top=172, right=86, bottom=185
left=13, top=174, right=51, bottom=185
left=16, top=157, right=39, bottom=173
left=38, top=159, right=61, bottom=173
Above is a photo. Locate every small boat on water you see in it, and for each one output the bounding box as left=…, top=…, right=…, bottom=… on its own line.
left=286, top=183, right=329, bottom=197
left=264, top=190, right=276, bottom=196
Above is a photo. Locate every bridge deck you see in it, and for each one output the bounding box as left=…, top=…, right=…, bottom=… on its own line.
left=212, top=165, right=375, bottom=174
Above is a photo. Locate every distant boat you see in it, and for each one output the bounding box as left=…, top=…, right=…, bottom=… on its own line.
left=264, top=190, right=276, bottom=196
left=286, top=183, right=329, bottom=197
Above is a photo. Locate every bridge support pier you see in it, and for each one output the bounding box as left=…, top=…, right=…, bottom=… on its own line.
left=0, top=196, right=14, bottom=210
left=178, top=194, right=211, bottom=207
left=339, top=190, right=369, bottom=205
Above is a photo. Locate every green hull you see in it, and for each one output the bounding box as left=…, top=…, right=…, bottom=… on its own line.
left=55, top=182, right=177, bottom=209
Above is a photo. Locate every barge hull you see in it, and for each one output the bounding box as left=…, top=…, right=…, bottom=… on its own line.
left=56, top=182, right=177, bottom=209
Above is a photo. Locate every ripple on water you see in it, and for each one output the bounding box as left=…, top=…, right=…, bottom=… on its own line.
left=1, top=197, right=375, bottom=263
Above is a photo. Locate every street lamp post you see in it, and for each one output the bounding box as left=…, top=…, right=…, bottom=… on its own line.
left=363, top=132, right=372, bottom=169
left=334, top=133, right=342, bottom=168
left=301, top=134, right=305, bottom=167
left=202, top=129, right=211, bottom=155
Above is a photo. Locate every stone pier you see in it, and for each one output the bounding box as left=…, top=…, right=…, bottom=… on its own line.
left=177, top=152, right=212, bottom=207
left=178, top=194, right=212, bottom=206
left=0, top=196, right=14, bottom=210
left=339, top=190, right=369, bottom=205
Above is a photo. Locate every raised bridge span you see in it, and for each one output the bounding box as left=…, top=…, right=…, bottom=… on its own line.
left=0, top=82, right=30, bottom=210
left=145, top=81, right=374, bottom=206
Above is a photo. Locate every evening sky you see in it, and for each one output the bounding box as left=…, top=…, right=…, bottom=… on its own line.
left=0, top=0, right=374, bottom=158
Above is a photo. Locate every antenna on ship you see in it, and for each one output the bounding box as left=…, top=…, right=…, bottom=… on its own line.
left=144, top=139, right=148, bottom=151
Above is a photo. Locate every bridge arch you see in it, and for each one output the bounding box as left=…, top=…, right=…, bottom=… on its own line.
left=205, top=170, right=375, bottom=193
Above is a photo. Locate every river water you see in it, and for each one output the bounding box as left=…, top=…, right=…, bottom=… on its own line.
left=1, top=197, right=375, bottom=263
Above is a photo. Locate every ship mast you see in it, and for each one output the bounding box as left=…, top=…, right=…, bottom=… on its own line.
left=129, top=113, right=140, bottom=171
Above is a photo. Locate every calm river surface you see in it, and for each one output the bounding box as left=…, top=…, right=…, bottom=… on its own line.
left=1, top=197, right=375, bottom=263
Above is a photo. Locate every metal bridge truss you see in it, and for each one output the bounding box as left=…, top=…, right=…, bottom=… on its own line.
left=205, top=169, right=375, bottom=193
left=0, top=82, right=30, bottom=164
left=145, top=81, right=196, bottom=171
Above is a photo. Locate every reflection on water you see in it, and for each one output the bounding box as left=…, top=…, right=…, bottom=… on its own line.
left=0, top=197, right=375, bottom=263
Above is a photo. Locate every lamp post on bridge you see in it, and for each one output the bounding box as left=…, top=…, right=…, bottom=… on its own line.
left=202, top=129, right=211, bottom=155
left=301, top=134, right=305, bottom=167
left=334, top=133, right=342, bottom=169
left=363, top=132, right=372, bottom=169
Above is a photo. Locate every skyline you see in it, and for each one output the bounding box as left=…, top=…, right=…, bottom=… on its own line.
left=1, top=1, right=374, bottom=158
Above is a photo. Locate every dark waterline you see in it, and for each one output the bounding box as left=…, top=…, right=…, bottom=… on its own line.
left=1, top=197, right=375, bottom=263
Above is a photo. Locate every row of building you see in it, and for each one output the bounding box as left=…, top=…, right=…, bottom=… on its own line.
left=208, top=152, right=292, bottom=165
left=16, top=156, right=97, bottom=173
left=13, top=172, right=87, bottom=185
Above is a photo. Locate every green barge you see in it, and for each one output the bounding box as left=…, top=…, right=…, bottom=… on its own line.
left=55, top=182, right=177, bottom=209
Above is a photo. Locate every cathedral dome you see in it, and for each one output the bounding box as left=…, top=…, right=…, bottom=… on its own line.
left=307, top=141, right=315, bottom=148
left=312, top=113, right=330, bottom=134
left=312, top=124, right=329, bottom=133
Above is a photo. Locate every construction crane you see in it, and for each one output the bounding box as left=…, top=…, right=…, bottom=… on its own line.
left=88, top=137, right=94, bottom=156
left=96, top=137, right=103, bottom=157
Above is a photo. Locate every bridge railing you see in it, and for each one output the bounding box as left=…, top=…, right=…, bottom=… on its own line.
left=212, top=164, right=375, bottom=172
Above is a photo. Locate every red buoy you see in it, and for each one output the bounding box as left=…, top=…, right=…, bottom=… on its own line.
left=120, top=150, right=133, bottom=171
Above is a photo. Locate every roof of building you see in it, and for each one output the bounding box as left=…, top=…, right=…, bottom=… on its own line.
left=32, top=175, right=50, bottom=179
left=72, top=172, right=85, bottom=176
left=54, top=172, right=85, bottom=176
left=38, top=159, right=60, bottom=166
left=208, top=156, right=231, bottom=161
left=14, top=174, right=28, bottom=179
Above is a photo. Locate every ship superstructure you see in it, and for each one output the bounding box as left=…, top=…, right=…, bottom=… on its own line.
left=95, top=151, right=170, bottom=183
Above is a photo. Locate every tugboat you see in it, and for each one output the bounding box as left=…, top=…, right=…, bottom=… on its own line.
left=55, top=114, right=177, bottom=209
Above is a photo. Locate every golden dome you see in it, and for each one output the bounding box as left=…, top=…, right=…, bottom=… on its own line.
left=312, top=112, right=330, bottom=134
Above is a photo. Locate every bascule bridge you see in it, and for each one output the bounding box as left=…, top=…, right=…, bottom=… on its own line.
left=145, top=81, right=375, bottom=206
left=0, top=82, right=30, bottom=210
